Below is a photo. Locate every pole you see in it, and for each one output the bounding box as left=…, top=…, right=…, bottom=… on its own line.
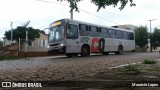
left=149, top=20, right=152, bottom=52
left=70, top=10, right=73, bottom=19
left=19, top=38, right=20, bottom=52
left=148, top=19, right=157, bottom=52
left=25, top=30, right=28, bottom=59
left=10, top=22, right=13, bottom=45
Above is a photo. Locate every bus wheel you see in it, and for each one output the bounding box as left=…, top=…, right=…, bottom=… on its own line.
left=81, top=46, right=90, bottom=57
left=74, top=54, right=78, bottom=57
left=66, top=53, right=73, bottom=57
left=116, top=46, right=123, bottom=54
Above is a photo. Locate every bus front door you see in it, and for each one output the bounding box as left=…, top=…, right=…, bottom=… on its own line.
left=66, top=23, right=80, bottom=53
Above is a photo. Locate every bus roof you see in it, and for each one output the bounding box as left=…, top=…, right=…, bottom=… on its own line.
left=52, top=18, right=134, bottom=33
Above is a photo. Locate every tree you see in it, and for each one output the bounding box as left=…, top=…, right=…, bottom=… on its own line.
left=134, top=26, right=148, bottom=48
left=0, top=40, right=2, bottom=47
left=4, top=26, right=41, bottom=42
left=151, top=28, right=160, bottom=48
left=57, top=0, right=136, bottom=12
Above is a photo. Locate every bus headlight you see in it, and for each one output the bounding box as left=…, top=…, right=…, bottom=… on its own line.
left=47, top=45, right=50, bottom=48
left=60, top=43, right=64, bottom=47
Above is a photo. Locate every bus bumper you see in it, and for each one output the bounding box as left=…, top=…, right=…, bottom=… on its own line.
left=48, top=46, right=65, bottom=55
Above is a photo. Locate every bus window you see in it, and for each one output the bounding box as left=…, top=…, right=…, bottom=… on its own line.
left=108, top=29, right=116, bottom=38
left=100, top=28, right=108, bottom=38
left=79, top=24, right=88, bottom=31
left=79, top=24, right=89, bottom=36
left=123, top=31, right=128, bottom=39
left=128, top=32, right=134, bottom=40
left=67, top=24, right=78, bottom=39
left=116, top=30, right=123, bottom=39
left=89, top=26, right=99, bottom=37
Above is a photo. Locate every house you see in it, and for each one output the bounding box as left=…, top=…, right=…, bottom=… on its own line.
left=112, top=24, right=136, bottom=31
left=3, top=32, right=48, bottom=52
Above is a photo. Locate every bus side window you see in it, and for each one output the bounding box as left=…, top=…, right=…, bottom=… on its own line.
left=79, top=24, right=89, bottom=36
left=100, top=28, right=108, bottom=38
left=89, top=26, right=99, bottom=37
left=122, top=31, right=128, bottom=39
left=116, top=30, right=123, bottom=39
left=128, top=32, right=134, bottom=40
left=67, top=24, right=78, bottom=39
left=108, top=29, right=116, bottom=38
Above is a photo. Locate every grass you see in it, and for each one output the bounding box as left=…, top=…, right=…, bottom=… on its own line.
left=117, top=64, right=141, bottom=75
left=143, top=59, right=157, bottom=64
left=0, top=56, right=22, bottom=61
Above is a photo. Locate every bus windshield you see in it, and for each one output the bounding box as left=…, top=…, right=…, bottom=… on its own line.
left=48, top=25, right=64, bottom=43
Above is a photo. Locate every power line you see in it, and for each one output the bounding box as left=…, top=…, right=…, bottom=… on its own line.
left=36, top=0, right=120, bottom=25
left=36, top=0, right=68, bottom=6
left=79, top=9, right=120, bottom=25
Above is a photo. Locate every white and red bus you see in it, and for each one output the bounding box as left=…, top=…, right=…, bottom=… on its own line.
left=48, top=19, right=135, bottom=57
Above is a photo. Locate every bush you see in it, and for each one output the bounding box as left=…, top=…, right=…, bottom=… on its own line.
left=0, top=56, right=22, bottom=61
left=143, top=59, right=157, bottom=64
left=116, top=65, right=141, bottom=75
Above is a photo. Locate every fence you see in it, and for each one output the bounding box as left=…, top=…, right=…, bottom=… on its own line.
left=18, top=38, right=49, bottom=57
left=0, top=44, right=18, bottom=57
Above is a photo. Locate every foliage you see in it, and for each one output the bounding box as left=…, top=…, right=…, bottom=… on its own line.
left=0, top=40, right=2, bottom=47
left=151, top=28, right=160, bottom=47
left=134, top=26, right=148, bottom=48
left=0, top=56, right=22, bottom=61
left=143, top=59, right=157, bottom=64
left=116, top=64, right=141, bottom=75
left=57, top=0, right=136, bottom=12
left=4, top=26, right=43, bottom=42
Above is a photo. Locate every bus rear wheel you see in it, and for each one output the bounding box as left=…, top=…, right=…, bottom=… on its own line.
left=115, top=46, right=123, bottom=54
left=81, top=46, right=90, bottom=57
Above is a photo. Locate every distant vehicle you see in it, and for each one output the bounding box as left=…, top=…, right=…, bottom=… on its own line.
left=47, top=19, right=135, bottom=57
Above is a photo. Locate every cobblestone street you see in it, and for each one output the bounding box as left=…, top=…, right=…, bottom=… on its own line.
left=0, top=52, right=159, bottom=81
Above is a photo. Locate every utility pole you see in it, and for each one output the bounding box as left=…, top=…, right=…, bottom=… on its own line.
left=23, top=20, right=30, bottom=59
left=148, top=19, right=156, bottom=52
left=10, top=22, right=13, bottom=45
left=70, top=10, right=73, bottom=19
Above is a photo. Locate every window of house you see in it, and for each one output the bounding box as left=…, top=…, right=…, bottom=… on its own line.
left=28, top=40, right=34, bottom=46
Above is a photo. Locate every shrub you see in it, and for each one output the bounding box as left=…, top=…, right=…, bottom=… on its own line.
left=143, top=59, right=157, bottom=64
left=116, top=64, right=141, bottom=75
left=0, top=56, right=21, bottom=61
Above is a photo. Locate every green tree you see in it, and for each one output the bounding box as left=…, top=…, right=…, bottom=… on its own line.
left=57, top=0, right=136, bottom=12
left=134, top=26, right=148, bottom=48
left=0, top=40, right=2, bottom=47
left=4, top=26, right=41, bottom=42
left=151, top=28, right=160, bottom=47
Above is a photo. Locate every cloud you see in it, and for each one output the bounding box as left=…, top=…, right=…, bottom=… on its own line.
left=1, top=0, right=160, bottom=38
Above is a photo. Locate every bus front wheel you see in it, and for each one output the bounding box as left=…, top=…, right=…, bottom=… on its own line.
left=66, top=53, right=73, bottom=57
left=81, top=46, right=90, bottom=57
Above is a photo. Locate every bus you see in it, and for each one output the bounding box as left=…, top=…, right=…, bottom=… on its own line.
left=47, top=19, right=135, bottom=57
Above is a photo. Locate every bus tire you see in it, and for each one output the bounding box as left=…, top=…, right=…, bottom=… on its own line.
left=74, top=54, right=78, bottom=57
left=66, top=53, right=73, bottom=57
left=116, top=46, right=123, bottom=54
left=81, top=46, right=90, bottom=57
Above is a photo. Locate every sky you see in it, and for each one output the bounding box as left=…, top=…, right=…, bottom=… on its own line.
left=0, top=0, right=160, bottom=40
